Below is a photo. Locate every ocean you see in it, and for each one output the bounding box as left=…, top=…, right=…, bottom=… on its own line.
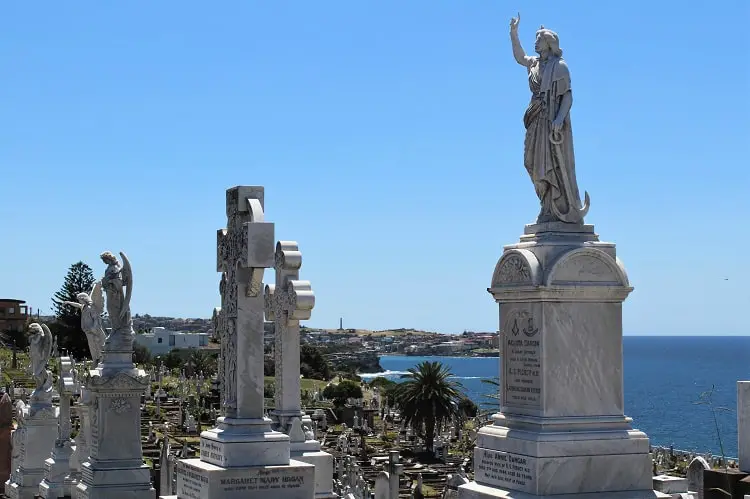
left=359, top=336, right=749, bottom=458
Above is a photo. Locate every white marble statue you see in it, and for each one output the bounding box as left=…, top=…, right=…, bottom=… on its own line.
left=509, top=13, right=589, bottom=224
left=28, top=323, right=54, bottom=402
left=99, top=251, right=134, bottom=348
left=62, top=281, right=106, bottom=365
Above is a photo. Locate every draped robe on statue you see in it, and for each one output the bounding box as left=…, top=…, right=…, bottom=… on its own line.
left=523, top=55, right=583, bottom=223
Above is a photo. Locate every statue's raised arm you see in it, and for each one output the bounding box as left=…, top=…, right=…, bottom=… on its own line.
left=509, top=13, right=534, bottom=68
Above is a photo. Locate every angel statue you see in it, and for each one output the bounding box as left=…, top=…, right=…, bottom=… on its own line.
left=62, top=281, right=106, bottom=365
left=509, top=13, right=590, bottom=224
left=100, top=251, right=134, bottom=347
left=27, top=323, right=54, bottom=402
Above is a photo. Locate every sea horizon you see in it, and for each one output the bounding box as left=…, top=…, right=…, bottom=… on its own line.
left=361, top=336, right=749, bottom=458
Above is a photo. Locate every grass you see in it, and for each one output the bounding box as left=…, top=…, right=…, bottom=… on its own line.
left=263, top=376, right=329, bottom=392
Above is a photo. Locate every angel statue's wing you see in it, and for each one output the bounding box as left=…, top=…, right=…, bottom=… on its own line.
left=90, top=280, right=104, bottom=315
left=119, top=251, right=133, bottom=320
left=40, top=324, right=53, bottom=363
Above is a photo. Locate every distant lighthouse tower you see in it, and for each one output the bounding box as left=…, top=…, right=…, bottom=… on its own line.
left=339, top=317, right=343, bottom=330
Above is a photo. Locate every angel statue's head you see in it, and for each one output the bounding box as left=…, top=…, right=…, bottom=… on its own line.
left=100, top=251, right=118, bottom=265
left=535, top=26, right=562, bottom=58
left=76, top=292, right=92, bottom=305
left=27, top=323, right=43, bottom=335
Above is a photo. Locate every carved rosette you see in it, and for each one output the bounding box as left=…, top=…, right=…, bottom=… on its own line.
left=497, top=255, right=531, bottom=284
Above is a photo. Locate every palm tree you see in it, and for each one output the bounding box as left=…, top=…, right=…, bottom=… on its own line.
left=394, top=361, right=463, bottom=452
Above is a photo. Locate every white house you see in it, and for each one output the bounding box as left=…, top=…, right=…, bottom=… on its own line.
left=134, top=327, right=209, bottom=355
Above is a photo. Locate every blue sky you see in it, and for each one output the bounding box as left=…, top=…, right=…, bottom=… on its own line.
left=1, top=2, right=747, bottom=335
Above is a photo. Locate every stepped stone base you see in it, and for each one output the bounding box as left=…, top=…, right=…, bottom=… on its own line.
left=459, top=482, right=670, bottom=499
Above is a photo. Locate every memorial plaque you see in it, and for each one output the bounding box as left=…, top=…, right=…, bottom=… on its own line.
left=474, top=448, right=536, bottom=494
left=502, top=309, right=541, bottom=409
left=176, top=458, right=315, bottom=499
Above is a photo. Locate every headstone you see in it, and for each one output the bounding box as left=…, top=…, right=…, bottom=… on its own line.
left=184, top=415, right=197, bottom=434
left=457, top=17, right=666, bottom=499
left=5, top=323, right=59, bottom=499
left=169, top=186, right=314, bottom=499
left=159, top=432, right=172, bottom=497
left=39, top=356, right=77, bottom=498
left=387, top=451, right=403, bottom=499
left=74, top=252, right=155, bottom=499
left=0, top=393, right=12, bottom=484
left=67, top=386, right=92, bottom=491
left=266, top=240, right=334, bottom=498
left=652, top=475, right=688, bottom=495
left=374, top=471, right=390, bottom=499
left=687, top=457, right=710, bottom=498
left=739, top=381, right=750, bottom=472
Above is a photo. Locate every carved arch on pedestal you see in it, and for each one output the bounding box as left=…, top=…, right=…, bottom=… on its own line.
left=546, top=247, right=629, bottom=287
left=490, top=249, right=542, bottom=288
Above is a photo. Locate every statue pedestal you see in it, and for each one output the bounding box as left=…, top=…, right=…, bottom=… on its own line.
left=5, top=405, right=58, bottom=499
left=459, top=223, right=667, bottom=499
left=74, top=361, right=155, bottom=499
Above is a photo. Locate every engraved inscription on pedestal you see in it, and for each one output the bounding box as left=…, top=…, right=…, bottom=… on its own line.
left=502, top=308, right=541, bottom=409
left=176, top=459, right=314, bottom=499
left=474, top=449, right=535, bottom=494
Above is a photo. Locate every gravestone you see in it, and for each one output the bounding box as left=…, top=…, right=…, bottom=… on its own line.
left=0, top=393, right=12, bottom=484
left=68, top=386, right=92, bottom=491
left=266, top=240, right=335, bottom=498
left=457, top=15, right=667, bottom=499
left=162, top=186, right=314, bottom=499
left=159, top=432, right=171, bottom=497
left=687, top=457, right=710, bottom=498
left=74, top=252, right=155, bottom=499
left=39, top=355, right=76, bottom=498
left=6, top=324, right=59, bottom=499
left=374, top=472, right=389, bottom=499
left=739, top=382, right=750, bottom=472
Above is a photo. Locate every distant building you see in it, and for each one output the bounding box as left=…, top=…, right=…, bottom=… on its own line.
left=134, top=326, right=209, bottom=355
left=0, top=299, right=29, bottom=334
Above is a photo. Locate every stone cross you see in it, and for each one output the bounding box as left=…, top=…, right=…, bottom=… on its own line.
left=216, top=186, right=275, bottom=419
left=387, top=450, right=404, bottom=499
left=264, top=241, right=315, bottom=429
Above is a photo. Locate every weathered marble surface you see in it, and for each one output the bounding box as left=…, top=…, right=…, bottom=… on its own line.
left=739, top=381, right=750, bottom=472
left=508, top=13, right=589, bottom=224
left=266, top=240, right=335, bottom=498
left=459, top=220, right=661, bottom=498
left=174, top=458, right=314, bottom=499
left=5, top=406, right=58, bottom=499
left=74, top=369, right=154, bottom=499
left=39, top=356, right=77, bottom=498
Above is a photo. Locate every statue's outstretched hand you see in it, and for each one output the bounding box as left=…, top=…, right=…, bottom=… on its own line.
left=510, top=13, right=520, bottom=32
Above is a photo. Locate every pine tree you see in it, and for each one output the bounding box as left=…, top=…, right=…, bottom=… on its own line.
left=51, top=261, right=96, bottom=360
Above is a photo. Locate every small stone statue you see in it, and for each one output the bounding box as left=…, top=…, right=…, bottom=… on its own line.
left=509, top=13, right=589, bottom=224
left=62, top=281, right=106, bottom=365
left=27, top=323, right=54, bottom=405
